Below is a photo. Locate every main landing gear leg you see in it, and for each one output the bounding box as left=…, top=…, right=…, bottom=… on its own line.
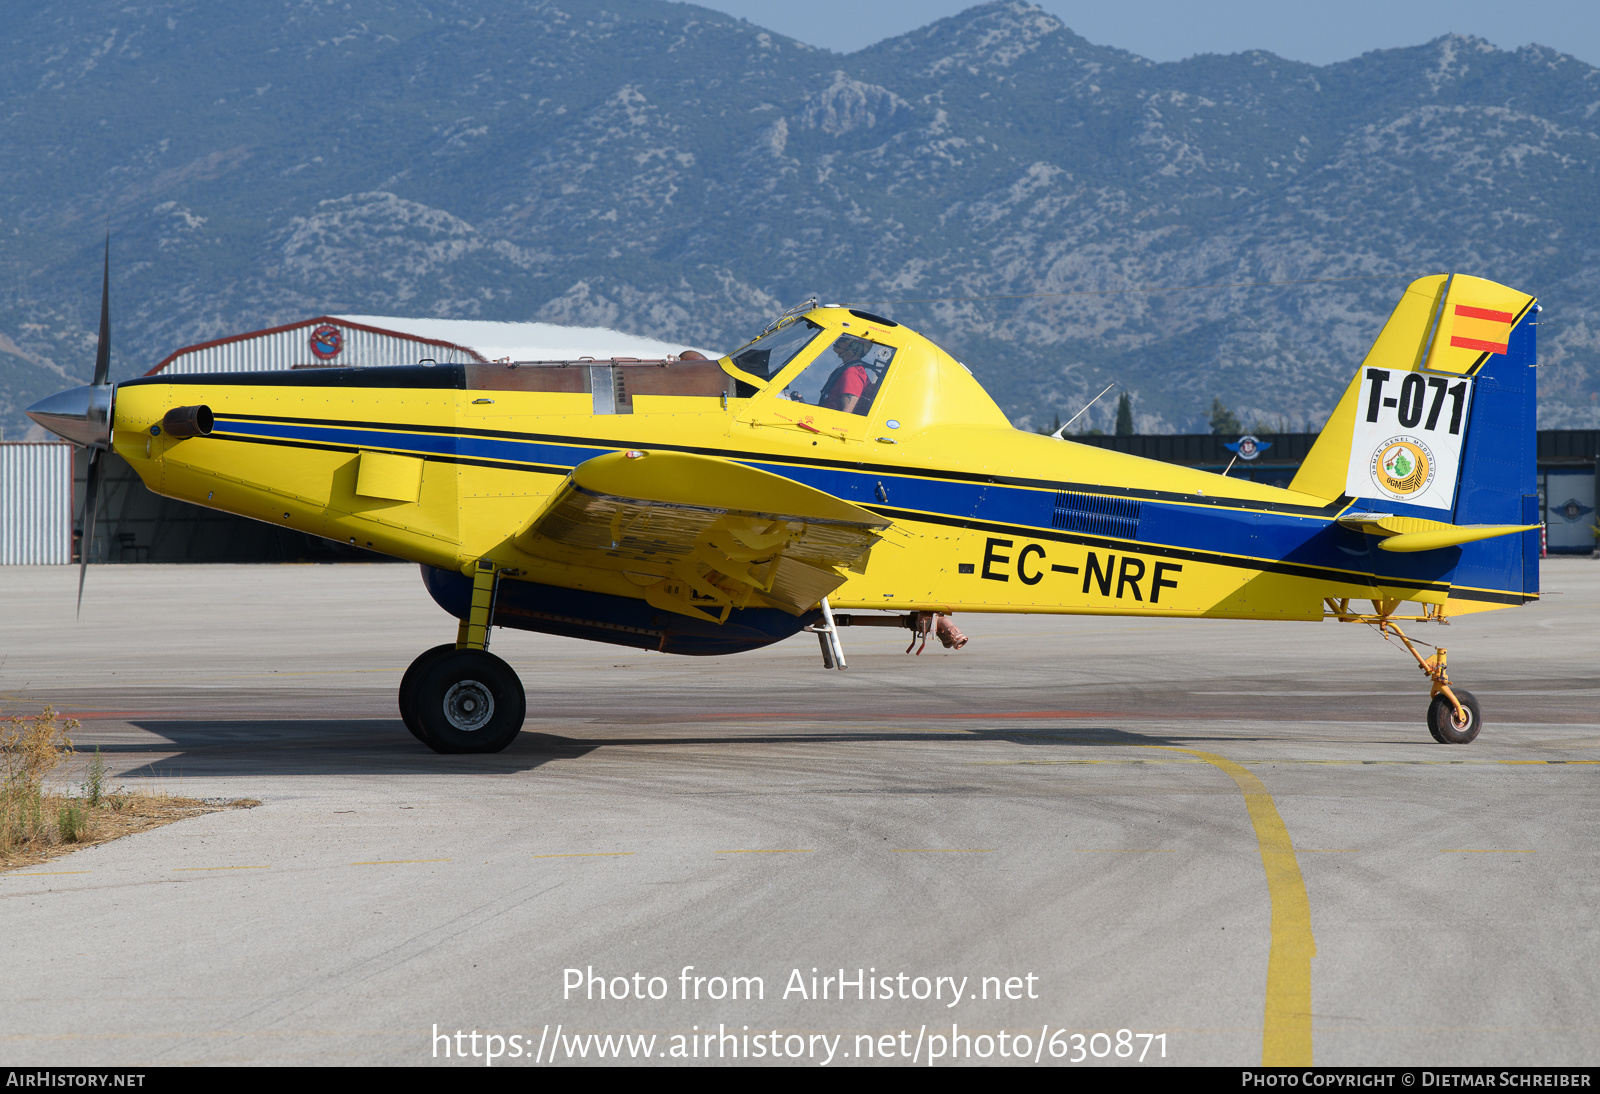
left=1327, top=598, right=1480, bottom=744
left=400, top=560, right=527, bottom=754
left=812, top=597, right=846, bottom=670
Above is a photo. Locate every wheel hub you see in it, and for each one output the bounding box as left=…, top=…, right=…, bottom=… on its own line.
left=442, top=680, right=495, bottom=732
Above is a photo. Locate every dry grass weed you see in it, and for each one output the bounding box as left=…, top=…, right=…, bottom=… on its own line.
left=1, top=707, right=259, bottom=871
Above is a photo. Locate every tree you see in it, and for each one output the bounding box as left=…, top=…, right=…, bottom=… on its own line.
left=1114, top=392, right=1134, bottom=436
left=1209, top=397, right=1241, bottom=435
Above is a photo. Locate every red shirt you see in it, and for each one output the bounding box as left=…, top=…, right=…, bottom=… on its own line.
left=822, top=364, right=869, bottom=410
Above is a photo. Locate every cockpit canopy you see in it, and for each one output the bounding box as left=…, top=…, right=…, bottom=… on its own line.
left=732, top=321, right=895, bottom=417
left=720, top=308, right=1011, bottom=434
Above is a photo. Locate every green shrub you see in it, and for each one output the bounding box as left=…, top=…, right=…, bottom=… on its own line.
left=57, top=800, right=88, bottom=843
left=84, top=747, right=107, bottom=807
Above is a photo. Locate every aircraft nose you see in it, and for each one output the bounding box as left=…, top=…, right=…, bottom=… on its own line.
left=25, top=384, right=113, bottom=448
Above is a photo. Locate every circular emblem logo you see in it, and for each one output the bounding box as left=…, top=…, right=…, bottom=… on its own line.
left=1237, top=434, right=1260, bottom=460
left=1369, top=436, right=1435, bottom=500
left=309, top=324, right=343, bottom=360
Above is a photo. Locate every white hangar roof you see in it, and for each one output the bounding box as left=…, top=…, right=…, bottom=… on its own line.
left=147, top=314, right=717, bottom=376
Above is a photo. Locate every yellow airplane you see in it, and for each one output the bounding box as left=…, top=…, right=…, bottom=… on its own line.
left=29, top=265, right=1540, bottom=753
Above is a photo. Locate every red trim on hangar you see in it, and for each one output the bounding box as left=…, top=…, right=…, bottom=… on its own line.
left=145, top=316, right=490, bottom=376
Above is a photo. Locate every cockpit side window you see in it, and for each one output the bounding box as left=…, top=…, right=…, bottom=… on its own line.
left=777, top=335, right=896, bottom=417
left=728, top=319, right=824, bottom=382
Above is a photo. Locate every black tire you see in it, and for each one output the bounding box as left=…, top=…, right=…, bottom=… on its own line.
left=399, top=644, right=458, bottom=745
left=1427, top=688, right=1481, bottom=744
left=410, top=648, right=526, bottom=754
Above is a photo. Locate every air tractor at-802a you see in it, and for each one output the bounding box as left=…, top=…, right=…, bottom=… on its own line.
left=31, top=265, right=1540, bottom=752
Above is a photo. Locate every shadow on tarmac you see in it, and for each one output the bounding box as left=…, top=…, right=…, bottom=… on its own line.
left=111, top=719, right=589, bottom=776
left=106, top=717, right=1304, bottom=778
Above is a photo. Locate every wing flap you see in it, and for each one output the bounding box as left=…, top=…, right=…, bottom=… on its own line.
left=516, top=450, right=889, bottom=621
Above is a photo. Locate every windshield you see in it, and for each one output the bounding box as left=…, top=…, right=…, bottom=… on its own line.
left=729, top=319, right=824, bottom=381
left=777, top=335, right=896, bottom=417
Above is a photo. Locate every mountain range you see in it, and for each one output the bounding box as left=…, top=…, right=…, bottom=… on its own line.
left=3, top=0, right=1597, bottom=439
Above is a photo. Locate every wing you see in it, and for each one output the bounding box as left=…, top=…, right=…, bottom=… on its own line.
left=514, top=450, right=890, bottom=623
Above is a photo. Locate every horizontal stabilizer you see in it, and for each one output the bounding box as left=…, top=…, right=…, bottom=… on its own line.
left=1337, top=513, right=1538, bottom=553
left=516, top=450, right=889, bottom=621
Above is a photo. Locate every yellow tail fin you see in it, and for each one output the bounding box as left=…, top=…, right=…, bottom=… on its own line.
left=1291, top=274, right=1536, bottom=513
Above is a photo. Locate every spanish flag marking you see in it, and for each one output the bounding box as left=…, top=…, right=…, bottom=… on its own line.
left=1448, top=304, right=1514, bottom=355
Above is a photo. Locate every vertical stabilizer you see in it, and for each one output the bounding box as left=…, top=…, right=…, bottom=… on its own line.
left=1291, top=274, right=1536, bottom=516
left=1291, top=273, right=1540, bottom=603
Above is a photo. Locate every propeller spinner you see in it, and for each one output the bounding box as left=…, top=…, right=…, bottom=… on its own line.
left=25, top=237, right=116, bottom=614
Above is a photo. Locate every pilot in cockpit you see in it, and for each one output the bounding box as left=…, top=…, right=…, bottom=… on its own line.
left=780, top=333, right=895, bottom=415
left=818, top=335, right=874, bottom=414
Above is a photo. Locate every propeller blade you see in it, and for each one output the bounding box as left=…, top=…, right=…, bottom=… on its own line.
left=77, top=448, right=103, bottom=618
left=92, top=233, right=111, bottom=388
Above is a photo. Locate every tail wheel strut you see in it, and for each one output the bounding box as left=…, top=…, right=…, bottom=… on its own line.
left=1327, top=598, right=1482, bottom=744
left=1376, top=615, right=1480, bottom=744
left=1376, top=623, right=1472, bottom=742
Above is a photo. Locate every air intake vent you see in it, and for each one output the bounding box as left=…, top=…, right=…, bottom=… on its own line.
left=1052, top=491, right=1141, bottom=540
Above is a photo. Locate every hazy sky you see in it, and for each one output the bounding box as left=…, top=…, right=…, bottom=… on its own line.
left=692, top=0, right=1599, bottom=67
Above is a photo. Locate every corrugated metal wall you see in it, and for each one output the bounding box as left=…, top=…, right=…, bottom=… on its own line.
left=160, top=321, right=479, bottom=374
left=1, top=442, right=72, bottom=564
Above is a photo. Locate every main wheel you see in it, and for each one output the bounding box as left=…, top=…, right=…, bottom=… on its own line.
left=399, top=644, right=458, bottom=745
left=1427, top=688, right=1481, bottom=744
left=409, top=648, right=526, bottom=754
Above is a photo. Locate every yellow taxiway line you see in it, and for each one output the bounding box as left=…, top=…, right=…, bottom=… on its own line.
left=5, top=870, right=92, bottom=876
left=350, top=859, right=451, bottom=865
left=1150, top=745, right=1315, bottom=1068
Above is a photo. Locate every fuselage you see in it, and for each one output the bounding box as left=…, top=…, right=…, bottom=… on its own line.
left=103, top=306, right=1528, bottom=653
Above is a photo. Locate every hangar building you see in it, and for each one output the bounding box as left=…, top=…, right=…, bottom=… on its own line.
left=149, top=314, right=701, bottom=375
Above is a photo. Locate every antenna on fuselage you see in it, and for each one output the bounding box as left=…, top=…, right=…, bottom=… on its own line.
left=1052, top=382, right=1117, bottom=439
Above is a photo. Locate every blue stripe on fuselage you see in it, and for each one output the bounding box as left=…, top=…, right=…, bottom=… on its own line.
left=211, top=417, right=1483, bottom=592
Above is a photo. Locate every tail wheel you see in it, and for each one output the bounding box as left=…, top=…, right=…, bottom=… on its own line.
left=399, top=644, right=458, bottom=745
left=1427, top=688, right=1481, bottom=745
left=411, top=649, right=526, bottom=754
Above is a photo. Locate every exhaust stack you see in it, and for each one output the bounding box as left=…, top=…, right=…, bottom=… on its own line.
left=161, top=404, right=214, bottom=438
